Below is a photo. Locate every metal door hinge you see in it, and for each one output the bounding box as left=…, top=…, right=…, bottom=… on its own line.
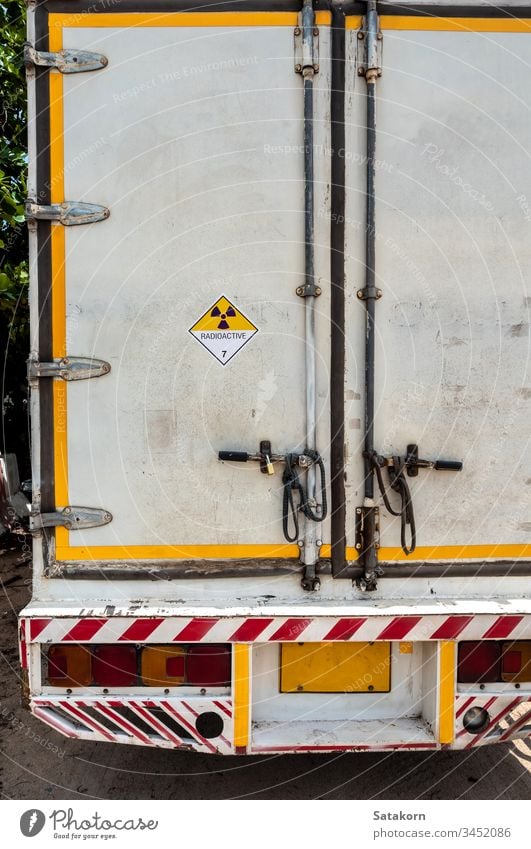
left=356, top=21, right=383, bottom=78
left=31, top=507, right=113, bottom=531
left=28, top=357, right=111, bottom=382
left=25, top=200, right=110, bottom=226
left=24, top=44, right=108, bottom=74
left=294, top=23, right=319, bottom=74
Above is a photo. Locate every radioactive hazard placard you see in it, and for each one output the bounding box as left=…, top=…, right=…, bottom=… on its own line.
left=189, top=295, right=259, bottom=365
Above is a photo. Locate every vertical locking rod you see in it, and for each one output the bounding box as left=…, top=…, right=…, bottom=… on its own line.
left=301, top=0, right=320, bottom=588
left=360, top=1, right=381, bottom=591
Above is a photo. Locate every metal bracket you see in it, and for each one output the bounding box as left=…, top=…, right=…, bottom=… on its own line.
left=28, top=357, right=111, bottom=382
left=31, top=506, right=113, bottom=531
left=355, top=505, right=380, bottom=553
left=356, top=25, right=383, bottom=78
left=294, top=24, right=319, bottom=74
left=24, top=44, right=108, bottom=74
left=25, top=200, right=110, bottom=226
left=406, top=443, right=419, bottom=477
left=296, top=283, right=322, bottom=298
left=357, top=286, right=382, bottom=300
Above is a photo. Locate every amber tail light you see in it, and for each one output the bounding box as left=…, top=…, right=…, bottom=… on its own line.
left=45, top=644, right=231, bottom=688
left=458, top=641, right=531, bottom=684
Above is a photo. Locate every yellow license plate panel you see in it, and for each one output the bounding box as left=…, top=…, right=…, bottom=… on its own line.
left=280, top=642, right=391, bottom=693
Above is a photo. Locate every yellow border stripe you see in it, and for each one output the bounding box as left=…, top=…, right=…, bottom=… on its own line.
left=233, top=644, right=250, bottom=750
left=49, top=19, right=69, bottom=537
left=56, top=544, right=300, bottom=560
left=48, top=10, right=329, bottom=557
left=371, top=544, right=531, bottom=562
left=346, top=14, right=531, bottom=32
left=56, top=542, right=531, bottom=561
left=49, top=12, right=531, bottom=565
left=438, top=641, right=456, bottom=745
left=381, top=15, right=531, bottom=32
left=50, top=11, right=331, bottom=29
left=344, top=16, right=362, bottom=30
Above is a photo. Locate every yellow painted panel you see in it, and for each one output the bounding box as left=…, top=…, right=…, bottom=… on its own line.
left=380, top=15, right=531, bottom=32
left=346, top=15, right=531, bottom=32
left=56, top=543, right=300, bottom=560
left=55, top=541, right=531, bottom=562
left=49, top=11, right=332, bottom=30
left=281, top=642, right=391, bottom=693
left=438, top=641, right=456, bottom=745
left=366, top=544, right=531, bottom=562
left=233, top=644, right=250, bottom=749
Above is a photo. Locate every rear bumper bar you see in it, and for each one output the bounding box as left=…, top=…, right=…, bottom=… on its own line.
left=30, top=694, right=531, bottom=754
left=21, top=605, right=531, bottom=753
left=19, top=607, right=531, bottom=647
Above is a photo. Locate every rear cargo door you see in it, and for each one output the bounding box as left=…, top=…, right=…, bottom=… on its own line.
left=37, top=9, right=334, bottom=567
left=344, top=12, right=531, bottom=564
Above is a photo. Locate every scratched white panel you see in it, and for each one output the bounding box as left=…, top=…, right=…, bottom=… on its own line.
left=345, top=26, right=531, bottom=552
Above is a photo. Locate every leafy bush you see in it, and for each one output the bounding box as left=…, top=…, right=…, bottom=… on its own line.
left=1, top=0, right=29, bottom=476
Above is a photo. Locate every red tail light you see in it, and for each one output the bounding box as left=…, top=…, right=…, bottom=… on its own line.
left=45, top=644, right=232, bottom=688
left=92, top=646, right=137, bottom=687
left=457, top=641, right=501, bottom=683
left=166, top=655, right=185, bottom=678
left=186, top=645, right=231, bottom=687
left=501, top=641, right=531, bottom=682
left=502, top=650, right=522, bottom=675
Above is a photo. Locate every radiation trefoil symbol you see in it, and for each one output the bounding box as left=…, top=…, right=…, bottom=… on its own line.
left=189, top=295, right=259, bottom=365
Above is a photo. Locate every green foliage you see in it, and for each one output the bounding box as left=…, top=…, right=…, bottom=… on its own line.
left=0, top=0, right=29, bottom=474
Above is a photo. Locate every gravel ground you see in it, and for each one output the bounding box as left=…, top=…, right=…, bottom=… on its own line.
left=1, top=548, right=530, bottom=800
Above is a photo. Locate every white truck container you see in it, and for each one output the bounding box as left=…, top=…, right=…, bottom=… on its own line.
left=20, top=0, right=531, bottom=754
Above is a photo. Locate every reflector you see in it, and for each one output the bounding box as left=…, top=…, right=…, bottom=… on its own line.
left=47, top=645, right=92, bottom=688
left=141, top=646, right=185, bottom=686
left=502, top=650, right=522, bottom=675
left=501, top=641, right=531, bottom=683
left=92, top=645, right=137, bottom=687
left=457, top=641, right=501, bottom=683
left=45, top=643, right=232, bottom=689
left=186, top=645, right=231, bottom=687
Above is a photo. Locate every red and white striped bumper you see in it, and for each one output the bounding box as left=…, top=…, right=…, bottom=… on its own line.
left=20, top=611, right=531, bottom=649
left=453, top=695, right=531, bottom=749
left=31, top=696, right=233, bottom=754
left=20, top=608, right=531, bottom=754
left=29, top=694, right=531, bottom=754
